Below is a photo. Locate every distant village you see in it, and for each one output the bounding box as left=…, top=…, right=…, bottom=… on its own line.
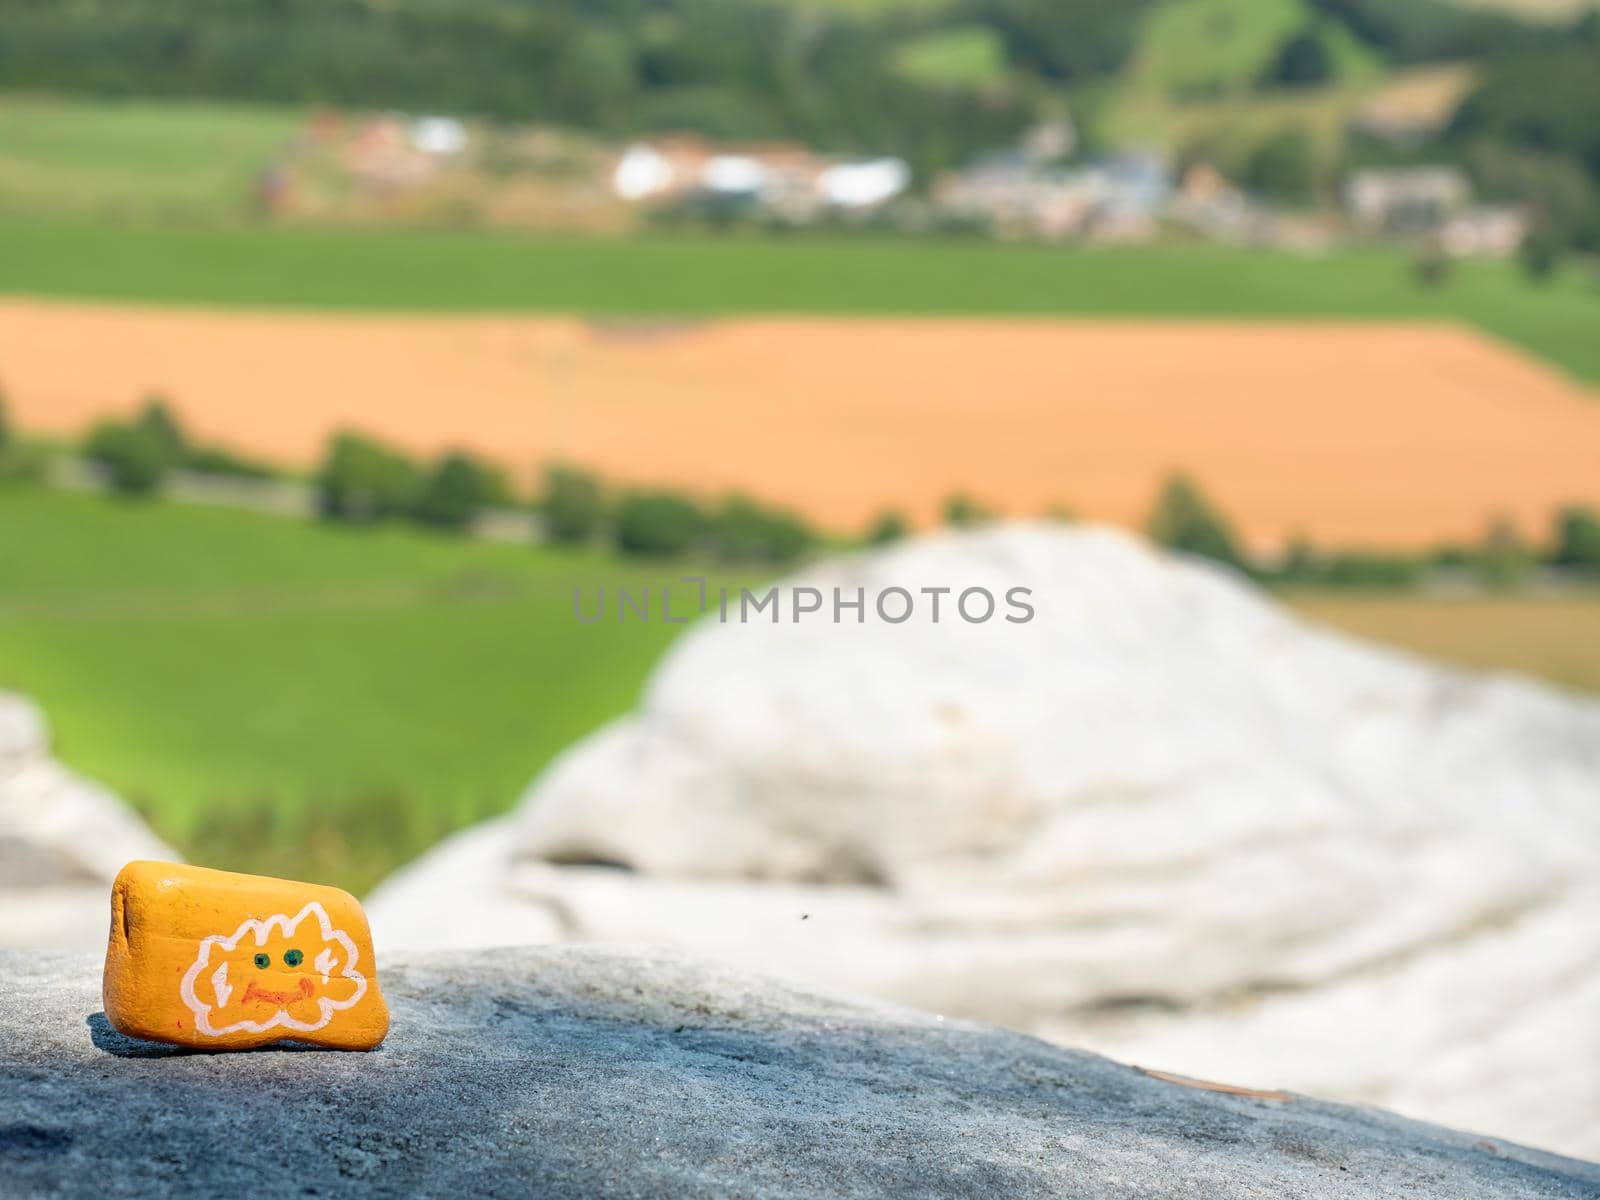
left=260, top=108, right=1531, bottom=258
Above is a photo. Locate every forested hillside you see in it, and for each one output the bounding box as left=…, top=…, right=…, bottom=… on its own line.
left=0, top=0, right=1137, bottom=174
left=0, top=0, right=1595, bottom=240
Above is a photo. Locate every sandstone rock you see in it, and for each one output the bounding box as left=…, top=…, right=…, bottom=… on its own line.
left=0, top=692, right=177, bottom=952
left=103, top=861, right=389, bottom=1051
left=369, top=526, right=1600, bottom=1159
left=4, top=946, right=1598, bottom=1198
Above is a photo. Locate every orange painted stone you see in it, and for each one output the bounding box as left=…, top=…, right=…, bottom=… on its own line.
left=103, top=861, right=390, bottom=1051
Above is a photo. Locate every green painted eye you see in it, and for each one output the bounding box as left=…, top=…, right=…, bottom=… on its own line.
left=284, top=948, right=304, bottom=967
left=252, top=953, right=270, bottom=969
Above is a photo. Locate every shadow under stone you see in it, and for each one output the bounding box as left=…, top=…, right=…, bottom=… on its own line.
left=85, top=1012, right=352, bottom=1057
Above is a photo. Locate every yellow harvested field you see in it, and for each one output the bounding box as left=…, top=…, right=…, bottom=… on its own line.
left=1290, top=594, right=1600, bottom=696
left=1356, top=65, right=1477, bottom=132
left=7, top=299, right=1600, bottom=546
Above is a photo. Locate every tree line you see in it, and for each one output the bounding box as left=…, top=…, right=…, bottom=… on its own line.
left=7, top=391, right=1598, bottom=586
left=313, top=429, right=821, bottom=564
left=68, top=399, right=821, bottom=566
left=1146, top=471, right=1600, bottom=590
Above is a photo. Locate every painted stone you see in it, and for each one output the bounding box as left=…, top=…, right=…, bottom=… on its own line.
left=103, top=861, right=389, bottom=1051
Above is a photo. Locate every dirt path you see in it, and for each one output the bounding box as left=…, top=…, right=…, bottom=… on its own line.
left=7, top=299, right=1599, bottom=547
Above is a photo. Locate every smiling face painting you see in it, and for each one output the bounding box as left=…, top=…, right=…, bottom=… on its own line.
left=103, top=861, right=389, bottom=1051
left=180, top=901, right=368, bottom=1036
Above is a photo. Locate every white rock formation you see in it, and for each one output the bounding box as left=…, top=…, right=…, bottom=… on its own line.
left=369, top=525, right=1600, bottom=1159
left=0, top=692, right=178, bottom=951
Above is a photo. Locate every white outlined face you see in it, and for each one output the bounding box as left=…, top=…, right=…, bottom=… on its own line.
left=178, top=901, right=368, bottom=1036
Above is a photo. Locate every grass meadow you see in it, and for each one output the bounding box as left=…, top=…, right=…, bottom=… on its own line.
left=0, top=485, right=752, bottom=894
left=0, top=97, right=299, bottom=225
left=891, top=25, right=1010, bottom=89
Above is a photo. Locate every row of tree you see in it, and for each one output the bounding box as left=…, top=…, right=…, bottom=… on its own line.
left=320, top=432, right=818, bottom=566
left=82, top=399, right=276, bottom=492
left=69, top=403, right=817, bottom=565
left=43, top=397, right=1600, bottom=583
left=315, top=431, right=512, bottom=529
left=1145, top=472, right=1600, bottom=587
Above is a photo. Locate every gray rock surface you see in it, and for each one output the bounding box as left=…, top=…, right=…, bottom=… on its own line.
left=368, top=526, right=1600, bottom=1159
left=2, top=946, right=1597, bottom=1199
left=0, top=693, right=177, bottom=952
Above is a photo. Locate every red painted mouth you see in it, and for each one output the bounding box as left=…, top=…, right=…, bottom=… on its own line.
left=242, top=976, right=315, bottom=1006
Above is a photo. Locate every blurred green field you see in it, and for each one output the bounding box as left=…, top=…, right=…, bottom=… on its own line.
left=0, top=485, right=749, bottom=894
left=3, top=219, right=1599, bottom=382
left=0, top=97, right=299, bottom=224
left=891, top=25, right=1010, bottom=89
